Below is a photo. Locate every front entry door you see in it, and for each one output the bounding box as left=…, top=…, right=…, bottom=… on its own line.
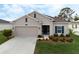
left=42, top=25, right=50, bottom=35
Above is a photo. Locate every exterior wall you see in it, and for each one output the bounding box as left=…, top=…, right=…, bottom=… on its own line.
left=13, top=12, right=54, bottom=35
left=13, top=16, right=40, bottom=26
left=69, top=22, right=79, bottom=29
left=0, top=23, right=12, bottom=31
left=68, top=22, right=72, bottom=29
left=28, top=11, right=50, bottom=21
left=53, top=22, right=69, bottom=35
left=13, top=11, right=69, bottom=36
left=13, top=16, right=41, bottom=36
left=28, top=11, right=54, bottom=35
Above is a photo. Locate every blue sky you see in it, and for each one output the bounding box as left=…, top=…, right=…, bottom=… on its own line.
left=0, top=4, right=79, bottom=21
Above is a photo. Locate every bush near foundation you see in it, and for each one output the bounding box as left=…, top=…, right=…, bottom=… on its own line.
left=37, top=35, right=44, bottom=38
left=3, top=29, right=12, bottom=39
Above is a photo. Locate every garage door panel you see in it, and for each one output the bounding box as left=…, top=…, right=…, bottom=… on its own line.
left=15, top=26, right=38, bottom=37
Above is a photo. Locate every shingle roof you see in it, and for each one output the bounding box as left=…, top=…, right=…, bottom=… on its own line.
left=53, top=16, right=68, bottom=22
left=44, top=14, right=69, bottom=22
left=0, top=19, right=10, bottom=23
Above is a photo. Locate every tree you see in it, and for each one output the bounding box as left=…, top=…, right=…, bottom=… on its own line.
left=74, top=14, right=79, bottom=21
left=59, top=7, right=75, bottom=21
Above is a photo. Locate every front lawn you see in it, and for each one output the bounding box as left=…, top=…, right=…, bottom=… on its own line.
left=34, top=34, right=79, bottom=54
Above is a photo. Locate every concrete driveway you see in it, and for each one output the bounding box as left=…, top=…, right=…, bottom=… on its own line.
left=0, top=37, right=37, bottom=54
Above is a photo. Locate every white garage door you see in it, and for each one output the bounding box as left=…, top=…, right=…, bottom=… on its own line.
left=15, top=26, right=38, bottom=37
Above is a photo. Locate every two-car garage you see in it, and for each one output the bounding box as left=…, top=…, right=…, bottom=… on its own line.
left=15, top=26, right=38, bottom=37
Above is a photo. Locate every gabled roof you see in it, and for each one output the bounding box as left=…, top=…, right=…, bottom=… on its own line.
left=28, top=11, right=52, bottom=19
left=0, top=19, right=10, bottom=23
left=13, top=11, right=70, bottom=23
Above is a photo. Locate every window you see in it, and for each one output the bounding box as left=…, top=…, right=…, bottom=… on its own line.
left=72, top=24, right=77, bottom=28
left=55, top=26, right=64, bottom=33
left=25, top=18, right=27, bottom=22
left=34, top=13, right=36, bottom=18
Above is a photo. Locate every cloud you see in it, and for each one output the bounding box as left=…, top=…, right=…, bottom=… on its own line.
left=9, top=5, right=24, bottom=14
left=24, top=4, right=65, bottom=16
left=0, top=4, right=66, bottom=21
left=0, top=4, right=27, bottom=21
left=0, top=4, right=73, bottom=21
left=3, top=4, right=25, bottom=14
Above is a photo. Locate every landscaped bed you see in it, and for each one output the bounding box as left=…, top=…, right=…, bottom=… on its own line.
left=34, top=34, right=79, bottom=54
left=0, top=29, right=13, bottom=45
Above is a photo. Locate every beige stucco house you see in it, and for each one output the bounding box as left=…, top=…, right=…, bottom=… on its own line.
left=12, top=11, right=70, bottom=37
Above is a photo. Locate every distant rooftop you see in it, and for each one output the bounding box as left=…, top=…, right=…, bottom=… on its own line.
left=0, top=19, right=10, bottom=23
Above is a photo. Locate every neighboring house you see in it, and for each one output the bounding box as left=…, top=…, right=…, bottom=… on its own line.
left=12, top=11, right=70, bottom=37
left=68, top=20, right=79, bottom=35
left=69, top=20, right=79, bottom=29
left=0, top=19, right=12, bottom=31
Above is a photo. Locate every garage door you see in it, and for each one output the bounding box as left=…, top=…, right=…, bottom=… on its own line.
left=15, top=26, right=38, bottom=37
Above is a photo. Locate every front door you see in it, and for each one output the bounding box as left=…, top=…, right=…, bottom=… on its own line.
left=42, top=25, right=50, bottom=35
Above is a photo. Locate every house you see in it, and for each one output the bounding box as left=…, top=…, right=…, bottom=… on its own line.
left=0, top=19, right=12, bottom=31
left=12, top=11, right=70, bottom=37
left=68, top=20, right=79, bottom=35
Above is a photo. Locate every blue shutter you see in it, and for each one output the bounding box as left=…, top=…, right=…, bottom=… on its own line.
left=62, top=26, right=64, bottom=33
left=55, top=26, right=57, bottom=33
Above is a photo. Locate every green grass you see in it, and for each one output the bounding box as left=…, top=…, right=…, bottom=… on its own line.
left=34, top=34, right=79, bottom=54
left=0, top=32, right=7, bottom=44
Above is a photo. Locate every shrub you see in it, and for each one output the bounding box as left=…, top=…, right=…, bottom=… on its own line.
left=66, top=38, right=73, bottom=42
left=60, top=34, right=64, bottom=37
left=54, top=33, right=58, bottom=37
left=52, top=37, right=58, bottom=42
left=48, top=35, right=53, bottom=39
left=0, top=32, right=7, bottom=44
left=59, top=37, right=63, bottom=40
left=60, top=38, right=65, bottom=42
left=37, top=35, right=44, bottom=38
left=66, top=34, right=70, bottom=37
left=2, top=29, right=12, bottom=39
left=38, top=39, right=41, bottom=41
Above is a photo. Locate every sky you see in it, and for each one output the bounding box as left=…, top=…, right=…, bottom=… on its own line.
left=0, top=4, right=79, bottom=21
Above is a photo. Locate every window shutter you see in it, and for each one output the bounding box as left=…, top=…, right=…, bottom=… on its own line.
left=62, top=26, right=64, bottom=33
left=55, top=26, right=57, bottom=33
